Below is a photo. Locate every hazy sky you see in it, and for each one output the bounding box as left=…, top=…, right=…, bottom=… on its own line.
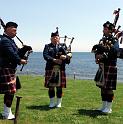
left=0, top=0, right=123, bottom=52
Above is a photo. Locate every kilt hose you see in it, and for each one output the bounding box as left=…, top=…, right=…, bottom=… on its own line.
left=0, top=68, right=16, bottom=94
left=45, top=69, right=66, bottom=88
left=95, top=61, right=117, bottom=90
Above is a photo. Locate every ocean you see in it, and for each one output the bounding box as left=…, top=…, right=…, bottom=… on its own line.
left=17, top=52, right=123, bottom=82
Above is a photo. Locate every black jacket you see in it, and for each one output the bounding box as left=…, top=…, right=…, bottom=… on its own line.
left=43, top=43, right=70, bottom=70
left=0, top=34, right=21, bottom=69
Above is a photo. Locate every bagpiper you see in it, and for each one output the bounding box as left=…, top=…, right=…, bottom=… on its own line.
left=43, top=28, right=72, bottom=108
left=92, top=21, right=119, bottom=114
left=0, top=21, right=27, bottom=119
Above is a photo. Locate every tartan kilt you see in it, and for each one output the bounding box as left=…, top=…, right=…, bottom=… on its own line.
left=44, top=69, right=66, bottom=88
left=94, top=61, right=117, bottom=90
left=0, top=68, right=16, bottom=94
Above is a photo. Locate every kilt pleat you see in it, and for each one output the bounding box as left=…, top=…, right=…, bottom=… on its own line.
left=45, top=69, right=66, bottom=88
left=104, top=63, right=117, bottom=90
left=0, top=68, right=16, bottom=94
left=95, top=61, right=117, bottom=90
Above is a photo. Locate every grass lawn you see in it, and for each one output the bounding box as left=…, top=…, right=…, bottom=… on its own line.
left=0, top=75, right=123, bottom=124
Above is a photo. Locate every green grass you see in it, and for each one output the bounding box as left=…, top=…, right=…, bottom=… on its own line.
left=0, top=75, right=123, bottom=124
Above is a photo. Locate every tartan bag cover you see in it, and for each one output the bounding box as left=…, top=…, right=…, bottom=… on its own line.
left=0, top=68, right=16, bottom=94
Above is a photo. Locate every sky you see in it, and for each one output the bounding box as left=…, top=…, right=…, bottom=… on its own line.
left=0, top=0, right=123, bottom=52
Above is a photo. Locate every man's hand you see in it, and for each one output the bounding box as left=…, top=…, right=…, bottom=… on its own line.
left=60, top=55, right=67, bottom=60
left=66, top=53, right=72, bottom=59
left=20, top=59, right=27, bottom=64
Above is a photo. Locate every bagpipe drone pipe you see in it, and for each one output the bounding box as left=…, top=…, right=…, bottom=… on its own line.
left=110, top=8, right=123, bottom=59
left=60, top=34, right=74, bottom=54
left=59, top=36, right=74, bottom=65
left=55, top=27, right=74, bottom=61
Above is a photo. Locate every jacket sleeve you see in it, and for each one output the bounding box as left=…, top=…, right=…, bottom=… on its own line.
left=1, top=39, right=21, bottom=64
left=108, top=39, right=119, bottom=59
left=43, top=44, right=54, bottom=61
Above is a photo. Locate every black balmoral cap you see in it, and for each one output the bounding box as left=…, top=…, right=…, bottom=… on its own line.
left=51, top=28, right=59, bottom=37
left=51, top=31, right=59, bottom=37
left=5, top=21, right=18, bottom=28
left=103, top=21, right=115, bottom=31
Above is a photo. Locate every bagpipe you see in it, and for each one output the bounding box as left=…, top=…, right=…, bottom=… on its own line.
left=51, top=27, right=74, bottom=60
left=0, top=18, right=32, bottom=71
left=91, top=8, right=123, bottom=64
left=57, top=27, right=74, bottom=57
left=60, top=35, right=74, bottom=53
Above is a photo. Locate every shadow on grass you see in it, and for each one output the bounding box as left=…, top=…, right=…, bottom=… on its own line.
left=78, top=109, right=107, bottom=118
left=0, top=113, right=3, bottom=119
left=26, top=105, right=55, bottom=111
